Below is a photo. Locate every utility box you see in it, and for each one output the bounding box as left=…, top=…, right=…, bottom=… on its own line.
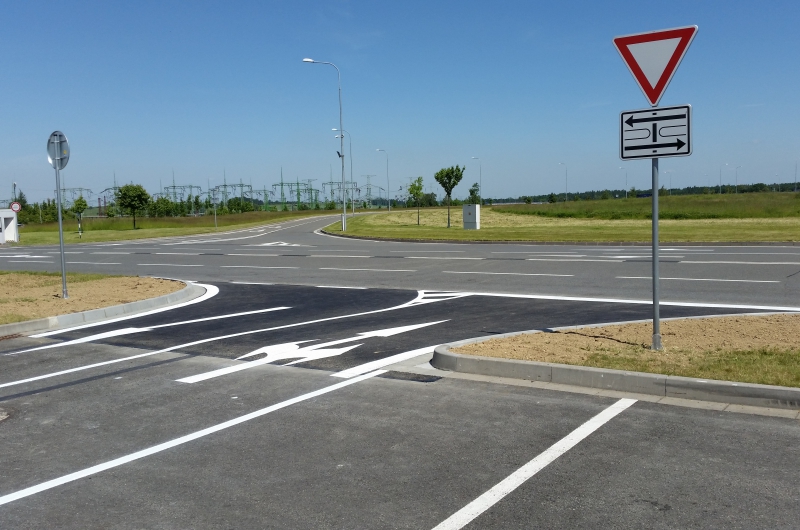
left=462, top=204, right=480, bottom=230
left=0, top=209, right=19, bottom=244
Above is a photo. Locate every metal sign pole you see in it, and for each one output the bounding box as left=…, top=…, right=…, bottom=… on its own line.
left=651, top=157, right=661, bottom=350
left=54, top=137, right=69, bottom=299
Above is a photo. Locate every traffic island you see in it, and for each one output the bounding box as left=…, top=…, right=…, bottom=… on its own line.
left=0, top=271, right=194, bottom=336
left=431, top=314, right=800, bottom=410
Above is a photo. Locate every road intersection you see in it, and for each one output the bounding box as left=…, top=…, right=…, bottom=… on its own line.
left=0, top=215, right=798, bottom=528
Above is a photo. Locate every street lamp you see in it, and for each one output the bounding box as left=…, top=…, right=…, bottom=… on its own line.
left=559, top=162, right=567, bottom=201
left=332, top=128, right=353, bottom=187
left=471, top=157, right=482, bottom=204
left=618, top=166, right=627, bottom=198
left=303, top=57, right=347, bottom=231
left=377, top=149, right=389, bottom=211
left=663, top=170, right=674, bottom=195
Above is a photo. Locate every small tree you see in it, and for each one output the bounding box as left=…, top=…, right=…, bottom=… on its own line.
left=72, top=195, right=88, bottom=235
left=408, top=176, right=424, bottom=225
left=434, top=165, right=465, bottom=228
left=467, top=182, right=481, bottom=205
left=117, top=184, right=151, bottom=229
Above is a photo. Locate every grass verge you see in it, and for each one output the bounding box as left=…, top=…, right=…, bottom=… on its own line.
left=14, top=210, right=336, bottom=246
left=454, top=314, right=800, bottom=388
left=0, top=271, right=183, bottom=325
left=325, top=208, right=800, bottom=242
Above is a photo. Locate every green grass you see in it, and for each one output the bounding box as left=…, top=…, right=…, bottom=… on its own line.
left=0, top=270, right=116, bottom=282
left=325, top=207, right=800, bottom=242
left=496, top=192, right=800, bottom=219
left=14, top=210, right=335, bottom=246
left=582, top=347, right=800, bottom=388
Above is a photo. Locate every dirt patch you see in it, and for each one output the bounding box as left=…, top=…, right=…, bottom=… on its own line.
left=0, top=272, right=184, bottom=325
left=454, top=314, right=800, bottom=387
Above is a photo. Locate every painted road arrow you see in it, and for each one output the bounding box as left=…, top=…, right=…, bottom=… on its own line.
left=624, top=113, right=686, bottom=127
left=624, top=138, right=686, bottom=151
left=177, top=320, right=449, bottom=384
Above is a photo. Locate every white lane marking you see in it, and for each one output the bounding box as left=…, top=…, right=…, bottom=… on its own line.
left=226, top=253, right=279, bottom=257
left=465, top=289, right=800, bottom=312
left=32, top=283, right=219, bottom=337
left=66, top=262, right=120, bottom=265
left=308, top=255, right=371, bottom=258
left=47, top=251, right=83, bottom=254
left=432, top=398, right=637, bottom=530
left=155, top=252, right=201, bottom=256
left=617, top=276, right=780, bottom=283
left=681, top=260, right=800, bottom=265
left=405, top=257, right=485, bottom=260
left=492, top=251, right=581, bottom=254
left=230, top=281, right=274, bottom=285
left=8, top=307, right=290, bottom=356
left=442, top=271, right=573, bottom=277
left=220, top=265, right=298, bottom=269
left=137, top=264, right=203, bottom=267
left=332, top=345, right=438, bottom=379
left=320, top=267, right=417, bottom=272
left=316, top=285, right=367, bottom=289
left=8, top=260, right=53, bottom=263
left=163, top=216, right=336, bottom=245
left=390, top=250, right=465, bottom=253
left=2, top=292, right=458, bottom=389
left=92, top=252, right=131, bottom=255
left=0, top=369, right=387, bottom=507
left=526, top=258, right=623, bottom=263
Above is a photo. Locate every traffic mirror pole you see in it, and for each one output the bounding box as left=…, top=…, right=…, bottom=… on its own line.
left=54, top=137, right=68, bottom=299
left=651, top=157, right=661, bottom=350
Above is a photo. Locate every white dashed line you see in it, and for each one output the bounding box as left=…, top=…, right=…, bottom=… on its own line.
left=617, top=276, right=779, bottom=283
left=443, top=271, right=574, bottom=277
left=320, top=267, right=416, bottom=272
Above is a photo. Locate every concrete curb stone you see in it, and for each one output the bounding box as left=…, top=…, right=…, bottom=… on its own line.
left=0, top=281, right=203, bottom=337
left=432, top=339, right=800, bottom=410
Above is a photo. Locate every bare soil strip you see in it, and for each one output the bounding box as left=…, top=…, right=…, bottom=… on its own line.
left=0, top=272, right=183, bottom=325
left=454, top=314, right=800, bottom=388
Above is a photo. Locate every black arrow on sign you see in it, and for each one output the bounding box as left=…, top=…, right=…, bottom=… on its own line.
left=624, top=138, right=686, bottom=151
left=624, top=114, right=686, bottom=127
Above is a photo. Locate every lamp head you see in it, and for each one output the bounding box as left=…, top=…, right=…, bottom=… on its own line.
left=302, top=58, right=314, bottom=63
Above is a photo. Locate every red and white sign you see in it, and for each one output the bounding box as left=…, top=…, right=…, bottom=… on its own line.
left=613, top=26, right=697, bottom=107
left=10, top=202, right=21, bottom=213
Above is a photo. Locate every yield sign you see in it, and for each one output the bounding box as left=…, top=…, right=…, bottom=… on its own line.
left=613, top=25, right=698, bottom=106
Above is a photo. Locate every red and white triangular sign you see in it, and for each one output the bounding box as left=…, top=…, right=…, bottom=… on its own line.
left=613, top=26, right=697, bottom=107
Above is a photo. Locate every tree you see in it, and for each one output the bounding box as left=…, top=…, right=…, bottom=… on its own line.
left=408, top=176, right=424, bottom=225
left=72, top=195, right=88, bottom=235
left=116, top=184, right=151, bottom=229
left=434, top=165, right=465, bottom=228
left=467, top=182, right=481, bottom=205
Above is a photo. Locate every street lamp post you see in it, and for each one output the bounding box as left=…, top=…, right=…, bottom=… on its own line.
left=304, top=57, right=347, bottom=231
left=377, top=149, right=389, bottom=211
left=559, top=162, right=567, bottom=201
left=332, top=128, right=353, bottom=187
left=471, top=157, right=482, bottom=204
left=619, top=166, right=627, bottom=198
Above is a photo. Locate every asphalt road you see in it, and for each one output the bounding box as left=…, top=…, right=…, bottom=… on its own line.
left=2, top=214, right=800, bottom=308
left=0, top=215, right=798, bottom=528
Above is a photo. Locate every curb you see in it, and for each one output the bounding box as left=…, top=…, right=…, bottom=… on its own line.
left=319, top=229, right=800, bottom=247
left=431, top=337, right=800, bottom=410
left=0, top=281, right=203, bottom=337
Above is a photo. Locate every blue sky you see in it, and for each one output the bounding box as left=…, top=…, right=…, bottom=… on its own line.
left=2, top=1, right=799, bottom=203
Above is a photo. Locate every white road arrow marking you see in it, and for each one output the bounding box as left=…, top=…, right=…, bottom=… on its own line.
left=178, top=320, right=448, bottom=384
